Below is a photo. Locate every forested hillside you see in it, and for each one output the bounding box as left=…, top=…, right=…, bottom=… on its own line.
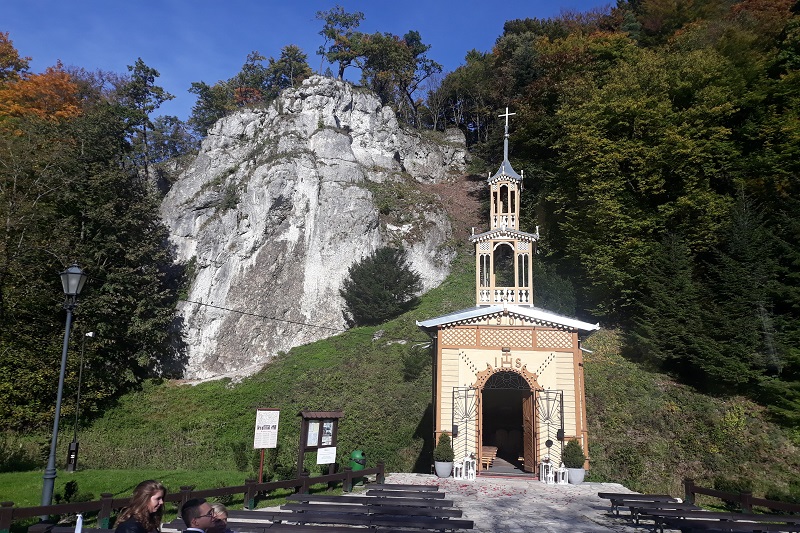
left=425, top=0, right=800, bottom=427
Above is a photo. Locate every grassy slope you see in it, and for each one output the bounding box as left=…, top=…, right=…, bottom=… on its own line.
left=584, top=330, right=800, bottom=500
left=6, top=250, right=799, bottom=507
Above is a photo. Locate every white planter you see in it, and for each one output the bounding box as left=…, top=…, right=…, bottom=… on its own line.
left=567, top=467, right=585, bottom=484
left=434, top=461, right=453, bottom=478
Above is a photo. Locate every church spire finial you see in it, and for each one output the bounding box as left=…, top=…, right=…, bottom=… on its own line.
left=499, top=107, right=516, bottom=161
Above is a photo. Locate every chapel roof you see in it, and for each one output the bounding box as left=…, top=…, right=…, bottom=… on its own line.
left=416, top=304, right=600, bottom=332
left=470, top=227, right=539, bottom=243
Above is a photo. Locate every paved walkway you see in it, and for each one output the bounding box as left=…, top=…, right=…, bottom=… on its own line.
left=382, top=473, right=654, bottom=533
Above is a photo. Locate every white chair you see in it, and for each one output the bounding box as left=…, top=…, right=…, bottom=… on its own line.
left=463, top=457, right=477, bottom=480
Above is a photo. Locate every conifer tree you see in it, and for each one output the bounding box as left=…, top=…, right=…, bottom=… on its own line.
left=628, top=235, right=717, bottom=384
left=339, top=247, right=421, bottom=326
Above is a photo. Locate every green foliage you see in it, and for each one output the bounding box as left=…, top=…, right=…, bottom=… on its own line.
left=584, top=330, right=800, bottom=497
left=432, top=433, right=454, bottom=462
left=339, top=247, right=422, bottom=326
left=54, top=480, right=94, bottom=504
left=315, top=5, right=365, bottom=79
left=188, top=47, right=312, bottom=137
left=0, top=45, right=184, bottom=430
left=713, top=475, right=754, bottom=512
left=0, top=433, right=42, bottom=472
left=561, top=439, right=586, bottom=468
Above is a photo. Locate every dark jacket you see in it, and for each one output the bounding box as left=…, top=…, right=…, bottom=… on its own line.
left=114, top=518, right=150, bottom=533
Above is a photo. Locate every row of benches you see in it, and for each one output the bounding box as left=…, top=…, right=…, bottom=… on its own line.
left=598, top=491, right=800, bottom=532
left=163, top=484, right=473, bottom=533
left=35, top=485, right=471, bottom=533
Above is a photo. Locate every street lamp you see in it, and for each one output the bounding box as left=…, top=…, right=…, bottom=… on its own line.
left=67, top=331, right=94, bottom=473
left=41, top=264, right=87, bottom=510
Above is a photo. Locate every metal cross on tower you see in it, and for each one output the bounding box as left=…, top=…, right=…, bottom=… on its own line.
left=499, top=107, right=516, bottom=160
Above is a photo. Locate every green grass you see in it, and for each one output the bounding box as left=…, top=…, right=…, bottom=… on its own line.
left=583, top=329, right=800, bottom=503
left=0, top=469, right=248, bottom=507
left=3, top=249, right=800, bottom=510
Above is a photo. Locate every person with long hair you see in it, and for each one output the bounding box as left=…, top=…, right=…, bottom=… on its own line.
left=115, top=480, right=167, bottom=533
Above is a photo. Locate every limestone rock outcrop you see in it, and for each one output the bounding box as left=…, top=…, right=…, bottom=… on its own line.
left=161, top=76, right=467, bottom=379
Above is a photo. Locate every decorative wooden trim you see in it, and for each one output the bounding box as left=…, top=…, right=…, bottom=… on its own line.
left=473, top=364, right=540, bottom=391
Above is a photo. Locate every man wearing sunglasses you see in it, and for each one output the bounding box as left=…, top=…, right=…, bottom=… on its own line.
left=181, top=498, right=220, bottom=533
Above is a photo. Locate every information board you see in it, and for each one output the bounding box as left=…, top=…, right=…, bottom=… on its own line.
left=253, top=408, right=280, bottom=449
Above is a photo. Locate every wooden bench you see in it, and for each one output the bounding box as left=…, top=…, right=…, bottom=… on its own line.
left=649, top=509, right=800, bottom=533
left=278, top=510, right=472, bottom=531
left=369, top=483, right=440, bottom=492
left=366, top=489, right=447, bottom=499
left=625, top=501, right=703, bottom=524
left=597, top=492, right=679, bottom=516
left=283, top=502, right=462, bottom=518
left=480, top=446, right=497, bottom=469
left=291, top=493, right=452, bottom=506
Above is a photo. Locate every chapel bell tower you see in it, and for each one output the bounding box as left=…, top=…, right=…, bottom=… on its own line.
left=471, top=108, right=538, bottom=306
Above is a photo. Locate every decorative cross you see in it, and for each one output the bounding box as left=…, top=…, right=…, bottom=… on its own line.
left=499, top=107, right=516, bottom=135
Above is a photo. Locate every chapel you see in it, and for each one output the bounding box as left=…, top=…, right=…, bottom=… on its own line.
left=417, top=109, right=599, bottom=475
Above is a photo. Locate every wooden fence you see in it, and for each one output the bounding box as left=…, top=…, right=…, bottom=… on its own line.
left=684, top=477, right=800, bottom=514
left=0, top=463, right=385, bottom=533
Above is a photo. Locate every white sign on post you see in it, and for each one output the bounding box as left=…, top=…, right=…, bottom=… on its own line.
left=316, top=446, right=337, bottom=464
left=253, top=409, right=280, bottom=449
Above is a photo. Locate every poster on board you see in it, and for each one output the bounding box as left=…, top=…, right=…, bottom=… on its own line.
left=253, top=409, right=280, bottom=449
left=306, top=420, right=320, bottom=447
left=321, top=420, right=333, bottom=446
left=316, top=446, right=337, bottom=464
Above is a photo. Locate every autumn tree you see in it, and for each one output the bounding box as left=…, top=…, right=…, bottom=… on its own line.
left=0, top=32, right=29, bottom=82
left=0, top=38, right=183, bottom=429
left=316, top=5, right=365, bottom=78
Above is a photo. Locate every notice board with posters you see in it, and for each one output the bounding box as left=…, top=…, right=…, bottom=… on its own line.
left=297, top=410, right=343, bottom=477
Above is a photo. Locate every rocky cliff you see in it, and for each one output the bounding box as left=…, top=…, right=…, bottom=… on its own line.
left=161, top=76, right=467, bottom=379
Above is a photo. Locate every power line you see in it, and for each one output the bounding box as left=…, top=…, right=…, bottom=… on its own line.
left=179, top=299, right=432, bottom=344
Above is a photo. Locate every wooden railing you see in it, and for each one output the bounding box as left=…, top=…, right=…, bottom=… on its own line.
left=0, top=462, right=384, bottom=533
left=684, top=477, right=800, bottom=514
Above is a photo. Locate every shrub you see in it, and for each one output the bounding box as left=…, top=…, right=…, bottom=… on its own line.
left=433, top=433, right=454, bottom=462
left=339, top=247, right=422, bottom=326
left=561, top=439, right=586, bottom=468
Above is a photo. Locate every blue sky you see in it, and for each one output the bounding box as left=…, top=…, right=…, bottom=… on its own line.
left=5, top=1, right=612, bottom=121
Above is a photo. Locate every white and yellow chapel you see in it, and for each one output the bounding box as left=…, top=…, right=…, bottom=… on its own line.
left=417, top=109, right=599, bottom=475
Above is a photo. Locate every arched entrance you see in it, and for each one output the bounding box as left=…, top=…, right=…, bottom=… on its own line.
left=474, top=366, right=542, bottom=473
left=482, top=372, right=528, bottom=470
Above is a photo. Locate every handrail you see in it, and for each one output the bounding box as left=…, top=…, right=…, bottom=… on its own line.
left=0, top=462, right=384, bottom=533
left=683, top=477, right=800, bottom=514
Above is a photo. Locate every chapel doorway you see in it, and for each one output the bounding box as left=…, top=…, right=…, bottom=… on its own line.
left=480, top=371, right=534, bottom=472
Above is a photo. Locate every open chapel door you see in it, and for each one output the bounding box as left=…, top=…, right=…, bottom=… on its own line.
left=521, top=391, right=536, bottom=472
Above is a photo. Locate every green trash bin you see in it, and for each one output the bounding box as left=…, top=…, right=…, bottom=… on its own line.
left=350, top=450, right=366, bottom=486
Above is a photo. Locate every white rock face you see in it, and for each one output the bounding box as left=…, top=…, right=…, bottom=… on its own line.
left=161, top=76, right=467, bottom=379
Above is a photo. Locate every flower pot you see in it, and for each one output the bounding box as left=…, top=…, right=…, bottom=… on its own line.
left=567, top=467, right=585, bottom=484
left=434, top=461, right=453, bottom=478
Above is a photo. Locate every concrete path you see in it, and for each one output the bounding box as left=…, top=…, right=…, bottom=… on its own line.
left=383, top=473, right=654, bottom=533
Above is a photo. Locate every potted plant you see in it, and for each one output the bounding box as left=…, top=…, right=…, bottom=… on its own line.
left=561, top=439, right=587, bottom=484
left=433, top=432, right=455, bottom=478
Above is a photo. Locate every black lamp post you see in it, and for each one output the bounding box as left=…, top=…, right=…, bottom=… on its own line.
left=41, top=264, right=87, bottom=510
left=67, top=330, right=94, bottom=473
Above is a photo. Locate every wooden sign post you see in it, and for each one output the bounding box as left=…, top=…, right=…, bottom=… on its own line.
left=297, top=410, right=344, bottom=478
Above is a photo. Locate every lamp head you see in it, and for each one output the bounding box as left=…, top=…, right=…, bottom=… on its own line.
left=60, top=264, right=87, bottom=297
